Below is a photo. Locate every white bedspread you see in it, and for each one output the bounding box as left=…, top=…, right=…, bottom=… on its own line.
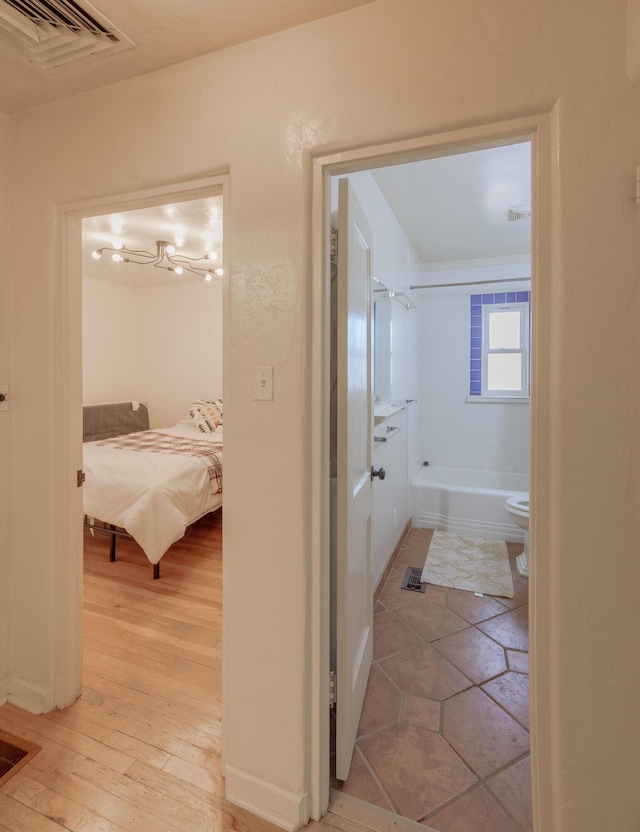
left=83, top=423, right=223, bottom=565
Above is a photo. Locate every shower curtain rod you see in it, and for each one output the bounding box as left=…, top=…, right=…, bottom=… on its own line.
left=410, top=276, right=531, bottom=291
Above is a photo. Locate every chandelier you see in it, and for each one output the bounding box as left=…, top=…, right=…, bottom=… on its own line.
left=91, top=239, right=223, bottom=281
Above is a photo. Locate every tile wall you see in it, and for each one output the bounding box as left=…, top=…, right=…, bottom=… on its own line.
left=417, top=286, right=530, bottom=474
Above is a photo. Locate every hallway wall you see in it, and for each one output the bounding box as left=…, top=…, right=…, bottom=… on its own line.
left=4, top=1, right=640, bottom=829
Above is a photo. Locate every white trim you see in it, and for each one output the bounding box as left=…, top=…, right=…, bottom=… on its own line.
left=308, top=152, right=332, bottom=821
left=528, top=106, right=555, bottom=832
left=481, top=301, right=530, bottom=398
left=8, top=676, right=53, bottom=714
left=54, top=173, right=229, bottom=711
left=219, top=180, right=231, bottom=780
left=60, top=173, right=228, bottom=216
left=224, top=762, right=309, bottom=832
left=50, top=208, right=84, bottom=710
left=422, top=253, right=531, bottom=272
left=466, top=395, right=530, bottom=404
left=310, top=112, right=551, bottom=828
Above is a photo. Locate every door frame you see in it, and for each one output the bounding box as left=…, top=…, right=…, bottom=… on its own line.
left=54, top=172, right=229, bottom=723
left=309, top=113, right=553, bottom=825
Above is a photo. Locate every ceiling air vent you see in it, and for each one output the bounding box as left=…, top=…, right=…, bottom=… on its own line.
left=0, top=0, right=134, bottom=71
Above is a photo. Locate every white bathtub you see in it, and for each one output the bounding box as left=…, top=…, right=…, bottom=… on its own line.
left=411, top=465, right=528, bottom=542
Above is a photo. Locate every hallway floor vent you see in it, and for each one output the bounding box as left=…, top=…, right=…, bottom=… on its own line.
left=400, top=567, right=426, bottom=593
left=0, top=0, right=134, bottom=72
left=0, top=729, right=41, bottom=786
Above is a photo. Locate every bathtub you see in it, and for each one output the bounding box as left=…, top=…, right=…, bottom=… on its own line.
left=412, top=465, right=528, bottom=542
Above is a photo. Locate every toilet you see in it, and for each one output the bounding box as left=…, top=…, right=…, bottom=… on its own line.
left=505, top=492, right=530, bottom=577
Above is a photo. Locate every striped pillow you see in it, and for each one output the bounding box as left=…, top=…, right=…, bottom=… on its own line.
left=187, top=400, right=221, bottom=433
left=205, top=398, right=223, bottom=425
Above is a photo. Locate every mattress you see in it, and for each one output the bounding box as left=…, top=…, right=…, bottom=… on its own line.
left=83, top=422, right=223, bottom=565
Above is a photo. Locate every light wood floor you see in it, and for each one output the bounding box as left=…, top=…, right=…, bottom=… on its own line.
left=0, top=513, right=358, bottom=832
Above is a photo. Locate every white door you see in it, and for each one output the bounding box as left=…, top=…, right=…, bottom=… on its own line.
left=335, top=177, right=374, bottom=781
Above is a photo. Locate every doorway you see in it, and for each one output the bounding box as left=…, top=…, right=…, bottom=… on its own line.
left=315, top=120, right=545, bottom=830
left=53, top=173, right=228, bottom=711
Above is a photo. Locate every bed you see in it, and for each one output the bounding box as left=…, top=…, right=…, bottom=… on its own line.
left=83, top=400, right=223, bottom=578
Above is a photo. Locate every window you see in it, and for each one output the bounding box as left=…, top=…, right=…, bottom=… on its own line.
left=469, top=291, right=531, bottom=399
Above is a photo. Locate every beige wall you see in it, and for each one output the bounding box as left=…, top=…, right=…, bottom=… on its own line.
left=82, top=277, right=223, bottom=428
left=4, top=1, right=640, bottom=829
left=135, top=282, right=223, bottom=428
left=0, top=112, right=10, bottom=695
left=82, top=277, right=142, bottom=406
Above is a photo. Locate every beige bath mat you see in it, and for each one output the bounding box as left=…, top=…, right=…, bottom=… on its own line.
left=421, top=530, right=514, bottom=598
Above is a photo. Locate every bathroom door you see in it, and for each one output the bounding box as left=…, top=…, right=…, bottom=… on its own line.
left=334, top=177, right=374, bottom=781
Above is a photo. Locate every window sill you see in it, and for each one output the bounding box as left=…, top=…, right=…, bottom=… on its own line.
left=465, top=396, right=530, bottom=404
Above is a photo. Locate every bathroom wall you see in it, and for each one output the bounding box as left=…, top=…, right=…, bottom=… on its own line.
left=416, top=262, right=531, bottom=474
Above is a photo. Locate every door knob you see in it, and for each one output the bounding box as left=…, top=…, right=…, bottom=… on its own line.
left=371, top=466, right=386, bottom=481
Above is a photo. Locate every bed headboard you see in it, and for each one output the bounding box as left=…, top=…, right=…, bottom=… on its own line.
left=83, top=401, right=150, bottom=442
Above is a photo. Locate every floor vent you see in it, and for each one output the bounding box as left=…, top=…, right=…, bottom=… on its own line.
left=400, top=566, right=426, bottom=593
left=0, top=729, right=41, bottom=786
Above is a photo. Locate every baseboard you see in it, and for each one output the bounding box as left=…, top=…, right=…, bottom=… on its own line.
left=7, top=676, right=53, bottom=714
left=0, top=673, right=8, bottom=706
left=373, top=519, right=412, bottom=604
left=224, top=762, right=308, bottom=831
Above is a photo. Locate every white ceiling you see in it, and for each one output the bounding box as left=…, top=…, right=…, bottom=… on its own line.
left=371, top=140, right=532, bottom=269
left=0, top=0, right=378, bottom=115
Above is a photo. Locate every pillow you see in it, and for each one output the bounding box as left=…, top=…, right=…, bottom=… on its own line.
left=205, top=398, right=223, bottom=425
left=186, top=399, right=221, bottom=433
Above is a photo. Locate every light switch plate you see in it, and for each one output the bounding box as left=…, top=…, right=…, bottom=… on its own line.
left=254, top=366, right=273, bottom=401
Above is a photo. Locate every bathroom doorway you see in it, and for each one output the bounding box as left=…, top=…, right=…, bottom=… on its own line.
left=325, top=128, right=537, bottom=831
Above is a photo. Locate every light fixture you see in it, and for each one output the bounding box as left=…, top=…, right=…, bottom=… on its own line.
left=91, top=240, right=221, bottom=281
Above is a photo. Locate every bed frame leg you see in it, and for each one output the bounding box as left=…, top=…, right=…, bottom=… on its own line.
left=153, top=563, right=160, bottom=580
left=109, top=525, right=116, bottom=562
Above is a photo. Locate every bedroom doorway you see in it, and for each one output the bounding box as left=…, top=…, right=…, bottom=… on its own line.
left=313, top=116, right=548, bottom=828
left=67, top=176, right=229, bottom=796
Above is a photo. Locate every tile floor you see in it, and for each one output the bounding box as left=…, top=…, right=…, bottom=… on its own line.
left=332, top=526, right=531, bottom=832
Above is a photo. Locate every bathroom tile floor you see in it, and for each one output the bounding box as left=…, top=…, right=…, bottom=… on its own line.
left=332, top=526, right=531, bottom=832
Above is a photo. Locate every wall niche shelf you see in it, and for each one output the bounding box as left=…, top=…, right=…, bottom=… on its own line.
left=375, top=425, right=401, bottom=442
left=374, top=399, right=416, bottom=425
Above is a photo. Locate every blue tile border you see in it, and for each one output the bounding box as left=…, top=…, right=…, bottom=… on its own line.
left=469, top=290, right=531, bottom=396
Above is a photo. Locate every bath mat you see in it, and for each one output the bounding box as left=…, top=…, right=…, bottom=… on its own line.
left=421, top=530, right=514, bottom=598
